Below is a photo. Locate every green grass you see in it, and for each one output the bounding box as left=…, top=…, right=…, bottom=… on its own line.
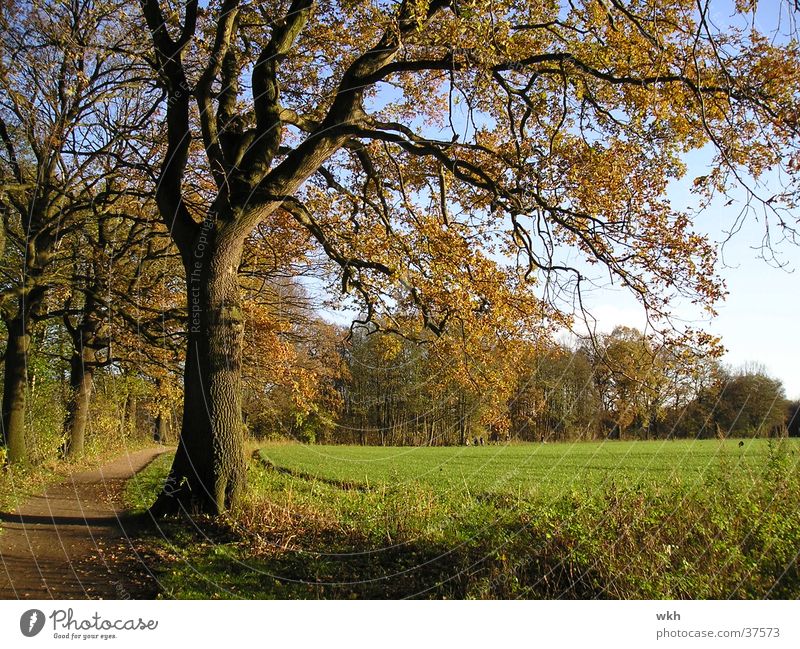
left=260, top=439, right=798, bottom=496
left=124, top=451, right=175, bottom=512
left=128, top=439, right=800, bottom=600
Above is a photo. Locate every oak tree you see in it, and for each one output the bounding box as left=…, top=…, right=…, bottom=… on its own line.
left=136, top=0, right=800, bottom=513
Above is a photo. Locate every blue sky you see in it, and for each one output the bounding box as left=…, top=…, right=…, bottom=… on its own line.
left=575, top=1, right=800, bottom=397
left=577, top=231, right=799, bottom=400
left=577, top=140, right=799, bottom=399
left=520, top=1, right=799, bottom=399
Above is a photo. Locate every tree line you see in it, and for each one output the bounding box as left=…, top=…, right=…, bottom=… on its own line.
left=244, top=318, right=797, bottom=446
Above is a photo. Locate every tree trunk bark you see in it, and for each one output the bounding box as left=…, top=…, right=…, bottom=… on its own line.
left=1, top=317, right=30, bottom=464
left=62, top=303, right=101, bottom=458
left=154, top=411, right=168, bottom=443
left=151, top=228, right=247, bottom=515
left=62, top=354, right=94, bottom=459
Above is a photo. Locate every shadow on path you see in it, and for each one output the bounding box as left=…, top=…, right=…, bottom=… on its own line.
left=0, top=448, right=167, bottom=599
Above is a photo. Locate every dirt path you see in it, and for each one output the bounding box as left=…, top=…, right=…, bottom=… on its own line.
left=0, top=448, right=166, bottom=599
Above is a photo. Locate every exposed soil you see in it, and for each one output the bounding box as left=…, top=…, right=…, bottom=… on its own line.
left=0, top=448, right=166, bottom=599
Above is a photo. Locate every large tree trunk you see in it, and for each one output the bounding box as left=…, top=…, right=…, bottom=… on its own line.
left=151, top=230, right=247, bottom=515
left=1, top=317, right=30, bottom=464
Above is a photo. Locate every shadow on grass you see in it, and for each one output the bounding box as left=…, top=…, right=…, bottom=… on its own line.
left=129, top=511, right=606, bottom=600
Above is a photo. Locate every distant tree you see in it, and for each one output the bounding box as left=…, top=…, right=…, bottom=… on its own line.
left=510, top=343, right=600, bottom=441
left=54, top=202, right=180, bottom=458
left=587, top=327, right=673, bottom=439
left=338, top=321, right=517, bottom=446
left=714, top=369, right=788, bottom=438
left=787, top=401, right=800, bottom=438
left=242, top=276, right=347, bottom=445
left=681, top=366, right=788, bottom=438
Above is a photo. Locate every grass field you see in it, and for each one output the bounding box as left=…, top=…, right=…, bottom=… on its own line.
left=128, top=439, right=800, bottom=599
left=260, top=439, right=796, bottom=497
